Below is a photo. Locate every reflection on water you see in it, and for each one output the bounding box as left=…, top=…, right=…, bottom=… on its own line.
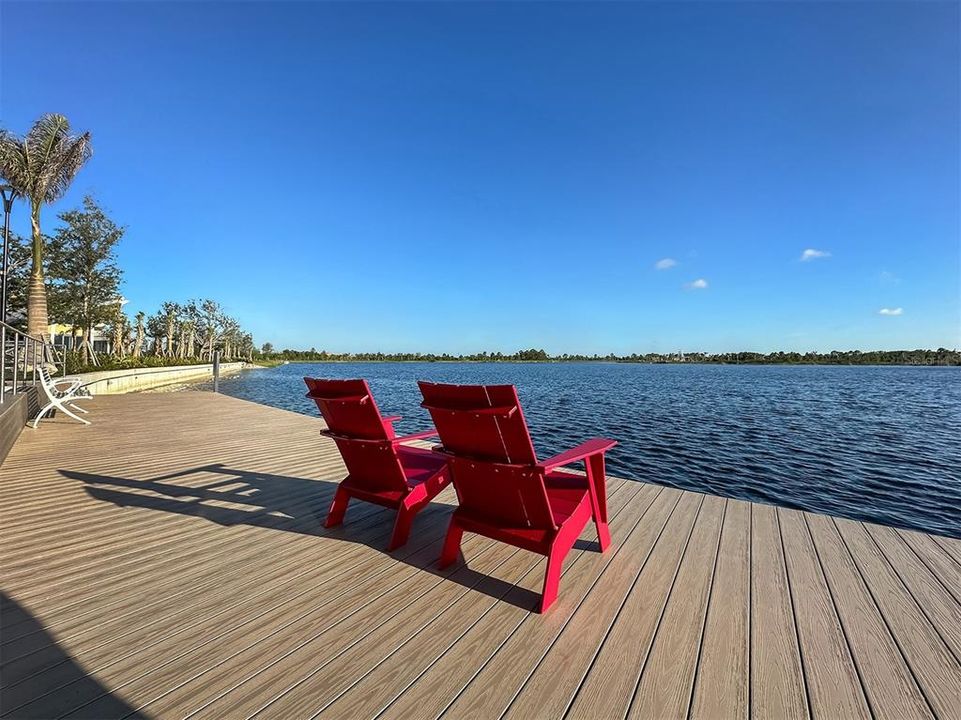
left=197, top=363, right=961, bottom=539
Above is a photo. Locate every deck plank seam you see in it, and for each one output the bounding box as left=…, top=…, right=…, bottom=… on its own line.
left=371, top=481, right=648, bottom=720
left=893, top=533, right=961, bottom=605
left=544, top=487, right=686, bottom=720
left=377, top=608, right=530, bottom=720
left=0, top=447, right=344, bottom=495
left=132, top=478, right=630, bottom=720
left=685, top=497, right=729, bottom=720
left=1, top=497, right=391, bottom=648
left=0, top=482, right=365, bottom=616
left=0, top=456, right=348, bottom=554
left=5, top=450, right=356, bottom=544
left=930, top=537, right=961, bottom=567
left=72, top=532, right=496, bottom=720
left=0, top=453, right=341, bottom=507
left=861, top=524, right=961, bottom=668
left=306, top=569, right=531, bottom=720
left=475, top=484, right=677, bottom=720
left=776, top=507, right=813, bottom=720
left=242, top=541, right=519, bottom=720
left=547, top=486, right=680, bottom=720
left=831, top=518, right=941, bottom=720
left=314, top=480, right=637, bottom=719
left=801, top=512, right=876, bottom=720
left=317, top=541, right=564, bottom=717
left=748, top=503, right=753, bottom=720
left=432, top=483, right=659, bottom=720
left=6, top=509, right=461, bottom=718
left=132, top=520, right=482, bottom=719
left=1, top=499, right=398, bottom=682
left=928, top=536, right=961, bottom=572
left=623, top=494, right=708, bottom=720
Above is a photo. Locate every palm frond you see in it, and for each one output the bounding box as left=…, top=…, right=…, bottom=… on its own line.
left=46, top=131, right=92, bottom=202
left=15, top=114, right=93, bottom=204
left=0, top=129, right=31, bottom=193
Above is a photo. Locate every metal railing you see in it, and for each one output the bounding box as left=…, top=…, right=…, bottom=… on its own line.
left=1, top=320, right=56, bottom=404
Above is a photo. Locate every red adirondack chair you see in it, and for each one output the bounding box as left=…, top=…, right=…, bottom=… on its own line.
left=304, top=378, right=451, bottom=550
left=418, top=381, right=616, bottom=612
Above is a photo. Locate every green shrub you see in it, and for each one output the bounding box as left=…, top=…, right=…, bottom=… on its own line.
left=61, top=351, right=233, bottom=375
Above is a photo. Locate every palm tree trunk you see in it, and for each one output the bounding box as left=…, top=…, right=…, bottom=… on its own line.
left=26, top=202, right=49, bottom=339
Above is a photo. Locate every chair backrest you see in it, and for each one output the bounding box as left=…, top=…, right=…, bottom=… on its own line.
left=37, top=365, right=58, bottom=399
left=304, top=378, right=407, bottom=493
left=418, top=381, right=554, bottom=530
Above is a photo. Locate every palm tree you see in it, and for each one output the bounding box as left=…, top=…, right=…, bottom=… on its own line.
left=0, top=114, right=92, bottom=338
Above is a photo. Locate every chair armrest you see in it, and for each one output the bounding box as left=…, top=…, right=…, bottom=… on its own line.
left=382, top=415, right=401, bottom=439
left=393, top=429, right=439, bottom=443
left=537, top=438, right=617, bottom=472
left=54, top=378, right=85, bottom=396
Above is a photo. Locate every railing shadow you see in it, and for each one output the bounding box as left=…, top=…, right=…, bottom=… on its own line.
left=62, top=464, right=569, bottom=611
left=0, top=592, right=147, bottom=719
left=61, top=464, right=336, bottom=537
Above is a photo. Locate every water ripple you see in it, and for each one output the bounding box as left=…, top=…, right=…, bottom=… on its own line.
left=200, top=363, right=961, bottom=539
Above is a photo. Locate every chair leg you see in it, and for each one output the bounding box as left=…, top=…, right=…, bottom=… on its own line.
left=586, top=454, right=611, bottom=552
left=58, top=403, right=91, bottom=426
left=324, top=486, right=350, bottom=528
left=595, top=518, right=611, bottom=553
left=35, top=400, right=90, bottom=427
left=540, top=543, right=568, bottom=613
left=438, top=519, right=464, bottom=569
left=31, top=401, right=56, bottom=429
left=68, top=402, right=89, bottom=414
left=388, top=504, right=416, bottom=551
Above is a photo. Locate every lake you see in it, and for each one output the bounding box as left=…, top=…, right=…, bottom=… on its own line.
left=198, top=362, right=961, bottom=539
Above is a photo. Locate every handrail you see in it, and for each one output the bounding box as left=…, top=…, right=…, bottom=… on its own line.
left=1, top=320, right=56, bottom=405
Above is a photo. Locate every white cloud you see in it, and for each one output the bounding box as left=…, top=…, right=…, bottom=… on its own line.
left=878, top=307, right=904, bottom=316
left=879, top=270, right=901, bottom=285
left=800, top=248, right=831, bottom=262
left=654, top=258, right=677, bottom=270
left=685, top=278, right=708, bottom=290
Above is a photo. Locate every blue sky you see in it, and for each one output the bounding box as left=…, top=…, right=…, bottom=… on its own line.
left=1, top=1, right=958, bottom=354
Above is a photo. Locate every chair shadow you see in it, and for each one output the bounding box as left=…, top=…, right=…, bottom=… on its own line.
left=0, top=592, right=147, bottom=719
left=62, top=464, right=338, bottom=538
left=61, top=464, right=600, bottom=612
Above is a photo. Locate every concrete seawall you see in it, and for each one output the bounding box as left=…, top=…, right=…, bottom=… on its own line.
left=72, top=362, right=248, bottom=395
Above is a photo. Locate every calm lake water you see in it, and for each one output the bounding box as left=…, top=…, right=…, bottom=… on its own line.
left=199, top=363, right=961, bottom=539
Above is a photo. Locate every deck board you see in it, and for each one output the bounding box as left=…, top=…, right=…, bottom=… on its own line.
left=688, top=498, right=751, bottom=720
left=750, top=503, right=809, bottom=720
left=506, top=495, right=702, bottom=718
left=627, top=494, right=726, bottom=719
left=1, top=391, right=959, bottom=720
left=806, top=514, right=935, bottom=719
left=778, top=508, right=870, bottom=719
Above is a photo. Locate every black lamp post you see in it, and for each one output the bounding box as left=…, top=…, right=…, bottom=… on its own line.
left=0, top=184, right=15, bottom=324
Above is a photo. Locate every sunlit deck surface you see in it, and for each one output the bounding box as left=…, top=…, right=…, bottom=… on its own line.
left=1, top=392, right=959, bottom=720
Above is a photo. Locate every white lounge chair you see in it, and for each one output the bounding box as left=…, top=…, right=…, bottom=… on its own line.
left=32, top=364, right=93, bottom=428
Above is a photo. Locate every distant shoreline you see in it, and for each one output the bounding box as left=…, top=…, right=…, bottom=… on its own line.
left=256, top=359, right=960, bottom=367
left=254, top=348, right=958, bottom=367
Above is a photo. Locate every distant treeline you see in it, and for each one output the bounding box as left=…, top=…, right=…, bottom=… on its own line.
left=259, top=346, right=960, bottom=366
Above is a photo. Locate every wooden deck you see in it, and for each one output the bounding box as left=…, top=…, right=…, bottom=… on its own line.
left=1, top=392, right=959, bottom=720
